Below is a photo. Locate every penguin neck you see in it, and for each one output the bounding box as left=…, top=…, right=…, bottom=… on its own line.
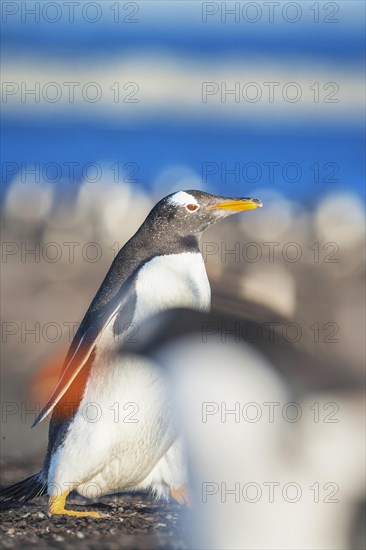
left=136, top=221, right=201, bottom=258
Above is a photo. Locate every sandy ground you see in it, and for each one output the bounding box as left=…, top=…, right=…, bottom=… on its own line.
left=0, top=458, right=188, bottom=549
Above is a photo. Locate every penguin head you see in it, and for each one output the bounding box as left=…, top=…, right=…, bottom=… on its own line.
left=147, top=190, right=262, bottom=236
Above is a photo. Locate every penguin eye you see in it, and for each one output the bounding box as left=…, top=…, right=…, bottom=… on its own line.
left=186, top=203, right=199, bottom=212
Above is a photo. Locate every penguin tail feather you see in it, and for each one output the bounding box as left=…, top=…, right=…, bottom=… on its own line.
left=0, top=471, right=47, bottom=509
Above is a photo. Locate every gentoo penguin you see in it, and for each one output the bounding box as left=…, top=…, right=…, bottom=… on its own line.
left=0, top=190, right=262, bottom=517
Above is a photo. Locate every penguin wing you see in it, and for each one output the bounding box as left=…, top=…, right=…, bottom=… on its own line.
left=32, top=278, right=134, bottom=427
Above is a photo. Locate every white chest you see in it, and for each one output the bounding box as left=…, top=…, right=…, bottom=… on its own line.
left=133, top=251, right=211, bottom=324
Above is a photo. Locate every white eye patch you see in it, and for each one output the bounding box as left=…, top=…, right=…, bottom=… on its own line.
left=167, top=191, right=199, bottom=207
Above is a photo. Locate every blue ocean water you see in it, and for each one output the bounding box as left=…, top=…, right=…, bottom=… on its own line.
left=1, top=1, right=365, bottom=206
left=1, top=119, right=364, bottom=205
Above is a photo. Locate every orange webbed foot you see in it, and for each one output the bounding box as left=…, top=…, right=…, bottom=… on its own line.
left=169, top=484, right=192, bottom=507
left=47, top=492, right=103, bottom=518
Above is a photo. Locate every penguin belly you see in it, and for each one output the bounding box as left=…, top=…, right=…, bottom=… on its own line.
left=47, top=252, right=210, bottom=498
left=48, top=354, right=177, bottom=498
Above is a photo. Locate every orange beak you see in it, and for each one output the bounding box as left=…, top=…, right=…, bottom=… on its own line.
left=209, top=198, right=263, bottom=211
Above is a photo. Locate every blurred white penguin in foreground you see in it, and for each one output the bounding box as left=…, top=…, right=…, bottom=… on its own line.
left=136, top=309, right=365, bottom=550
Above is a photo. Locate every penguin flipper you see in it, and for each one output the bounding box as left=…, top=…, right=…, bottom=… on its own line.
left=32, top=326, right=100, bottom=426
left=33, top=279, right=134, bottom=427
